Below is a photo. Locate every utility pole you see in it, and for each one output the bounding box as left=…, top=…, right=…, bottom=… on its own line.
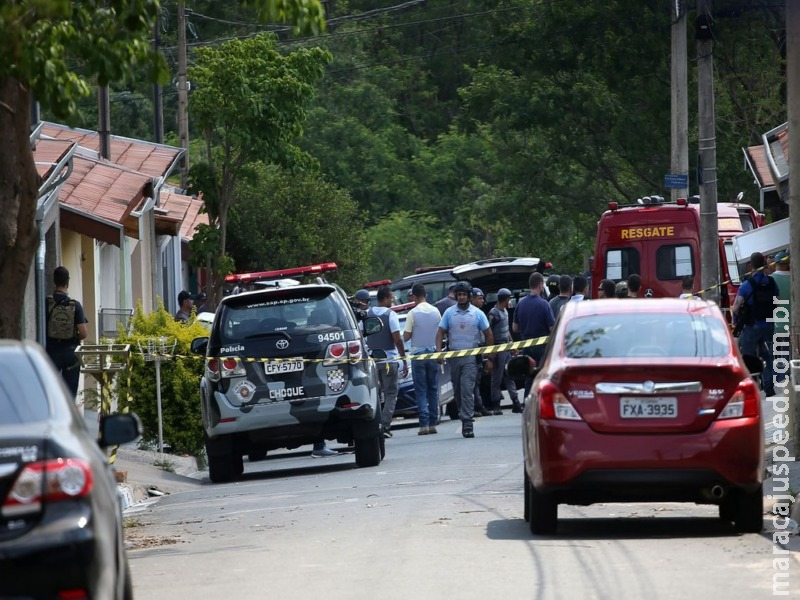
left=696, top=0, right=720, bottom=305
left=98, top=0, right=111, bottom=160
left=177, top=0, right=189, bottom=189
left=670, top=1, right=689, bottom=202
left=98, top=86, right=111, bottom=160
left=153, top=15, right=164, bottom=144
left=786, top=0, right=800, bottom=443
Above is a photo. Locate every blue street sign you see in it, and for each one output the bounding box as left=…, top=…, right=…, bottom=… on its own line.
left=664, top=173, right=689, bottom=189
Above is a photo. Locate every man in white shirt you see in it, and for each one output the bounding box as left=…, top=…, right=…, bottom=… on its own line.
left=403, top=283, right=442, bottom=435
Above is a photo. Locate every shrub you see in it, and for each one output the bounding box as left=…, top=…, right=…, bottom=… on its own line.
left=114, top=299, right=208, bottom=456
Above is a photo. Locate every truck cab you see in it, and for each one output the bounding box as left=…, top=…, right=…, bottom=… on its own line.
left=592, top=196, right=762, bottom=316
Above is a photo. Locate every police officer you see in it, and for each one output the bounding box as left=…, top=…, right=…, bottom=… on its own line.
left=435, top=281, right=493, bottom=438
left=46, top=266, right=89, bottom=399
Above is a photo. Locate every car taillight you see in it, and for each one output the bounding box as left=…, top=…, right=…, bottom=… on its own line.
left=537, top=380, right=581, bottom=420
left=207, top=357, right=246, bottom=380
left=348, top=340, right=363, bottom=361
left=718, top=378, right=761, bottom=419
left=325, top=342, right=347, bottom=366
left=2, top=459, right=93, bottom=517
left=206, top=358, right=221, bottom=381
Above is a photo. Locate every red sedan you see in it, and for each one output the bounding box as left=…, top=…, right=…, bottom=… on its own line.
left=512, top=298, right=764, bottom=535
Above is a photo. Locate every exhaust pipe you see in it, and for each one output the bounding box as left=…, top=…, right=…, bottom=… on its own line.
left=710, top=485, right=725, bottom=499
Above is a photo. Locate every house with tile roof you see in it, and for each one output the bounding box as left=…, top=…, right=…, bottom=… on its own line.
left=27, top=122, right=208, bottom=349
left=742, top=122, right=790, bottom=222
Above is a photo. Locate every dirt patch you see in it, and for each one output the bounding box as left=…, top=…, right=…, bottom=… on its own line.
left=125, top=532, right=183, bottom=550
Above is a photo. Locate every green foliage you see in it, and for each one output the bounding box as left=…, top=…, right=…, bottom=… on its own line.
left=0, top=0, right=168, bottom=120
left=115, top=299, right=208, bottom=456
left=227, top=163, right=372, bottom=290
left=367, top=210, right=450, bottom=281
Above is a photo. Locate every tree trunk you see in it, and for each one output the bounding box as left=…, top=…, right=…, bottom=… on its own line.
left=0, top=78, right=40, bottom=339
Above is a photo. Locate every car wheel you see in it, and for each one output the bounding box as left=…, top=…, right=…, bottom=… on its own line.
left=527, top=481, right=558, bottom=535
left=208, top=452, right=244, bottom=483
left=446, top=400, right=459, bottom=420
left=355, top=433, right=381, bottom=467
left=122, top=557, right=133, bottom=600
left=248, top=448, right=268, bottom=462
left=379, top=430, right=386, bottom=459
left=733, top=484, right=763, bottom=533
left=718, top=498, right=735, bottom=522
left=523, top=471, right=531, bottom=523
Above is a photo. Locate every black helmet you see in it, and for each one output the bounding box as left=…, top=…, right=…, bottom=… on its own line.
left=453, top=281, right=472, bottom=298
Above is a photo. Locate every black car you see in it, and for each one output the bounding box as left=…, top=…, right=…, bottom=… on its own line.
left=390, top=267, right=457, bottom=306
left=0, top=340, right=142, bottom=599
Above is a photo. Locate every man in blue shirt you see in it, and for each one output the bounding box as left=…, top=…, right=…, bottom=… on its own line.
left=732, top=252, right=780, bottom=397
left=435, top=282, right=493, bottom=438
left=513, top=272, right=555, bottom=397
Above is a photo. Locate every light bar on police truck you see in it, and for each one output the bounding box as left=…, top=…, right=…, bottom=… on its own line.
left=225, top=262, right=338, bottom=284
left=363, top=279, right=391, bottom=289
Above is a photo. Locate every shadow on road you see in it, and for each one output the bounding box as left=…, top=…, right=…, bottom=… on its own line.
left=486, top=515, right=753, bottom=541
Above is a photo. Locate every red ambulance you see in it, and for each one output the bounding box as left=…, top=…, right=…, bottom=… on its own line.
left=591, top=196, right=763, bottom=315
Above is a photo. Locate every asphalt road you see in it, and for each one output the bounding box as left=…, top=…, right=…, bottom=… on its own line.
left=126, top=411, right=789, bottom=599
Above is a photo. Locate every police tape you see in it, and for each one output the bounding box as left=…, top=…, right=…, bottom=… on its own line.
left=690, top=255, right=787, bottom=299
left=140, top=335, right=550, bottom=365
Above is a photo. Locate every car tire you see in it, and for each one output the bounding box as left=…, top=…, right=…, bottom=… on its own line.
left=355, top=433, right=382, bottom=467
left=718, top=498, right=736, bottom=522
left=379, top=430, right=386, bottom=459
left=733, top=484, right=763, bottom=533
left=523, top=471, right=531, bottom=523
left=527, top=481, right=558, bottom=535
left=208, top=452, right=244, bottom=483
left=122, top=557, right=133, bottom=600
left=248, top=448, right=268, bottom=462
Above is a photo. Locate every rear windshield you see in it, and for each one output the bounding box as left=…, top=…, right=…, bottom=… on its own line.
left=562, top=313, right=730, bottom=358
left=217, top=289, right=349, bottom=344
left=0, top=352, right=49, bottom=424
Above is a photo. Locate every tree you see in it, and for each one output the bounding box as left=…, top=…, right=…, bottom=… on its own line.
left=188, top=33, right=331, bottom=300
left=226, top=163, right=372, bottom=290
left=0, top=0, right=325, bottom=339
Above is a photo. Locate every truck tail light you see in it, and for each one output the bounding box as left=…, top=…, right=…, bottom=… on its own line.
left=206, top=357, right=246, bottom=381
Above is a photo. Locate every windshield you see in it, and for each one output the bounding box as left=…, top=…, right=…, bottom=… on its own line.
left=562, top=313, right=731, bottom=358
left=217, top=290, right=348, bottom=343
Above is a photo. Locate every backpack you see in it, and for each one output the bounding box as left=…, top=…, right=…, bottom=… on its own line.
left=746, top=274, right=778, bottom=323
left=47, top=295, right=77, bottom=341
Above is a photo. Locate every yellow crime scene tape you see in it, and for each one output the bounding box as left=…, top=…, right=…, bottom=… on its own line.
left=693, top=254, right=787, bottom=300
left=139, top=335, right=550, bottom=365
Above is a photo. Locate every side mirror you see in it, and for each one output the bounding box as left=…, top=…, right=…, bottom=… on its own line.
left=363, top=316, right=384, bottom=336
left=191, top=337, right=209, bottom=355
left=742, top=354, right=763, bottom=376
left=98, top=413, right=142, bottom=448
left=506, top=355, right=538, bottom=378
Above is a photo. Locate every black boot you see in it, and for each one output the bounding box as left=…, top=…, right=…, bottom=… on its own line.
left=511, top=397, right=523, bottom=413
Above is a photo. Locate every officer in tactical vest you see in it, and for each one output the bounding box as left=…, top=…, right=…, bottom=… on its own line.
left=368, top=286, right=408, bottom=437
left=46, top=266, right=89, bottom=399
